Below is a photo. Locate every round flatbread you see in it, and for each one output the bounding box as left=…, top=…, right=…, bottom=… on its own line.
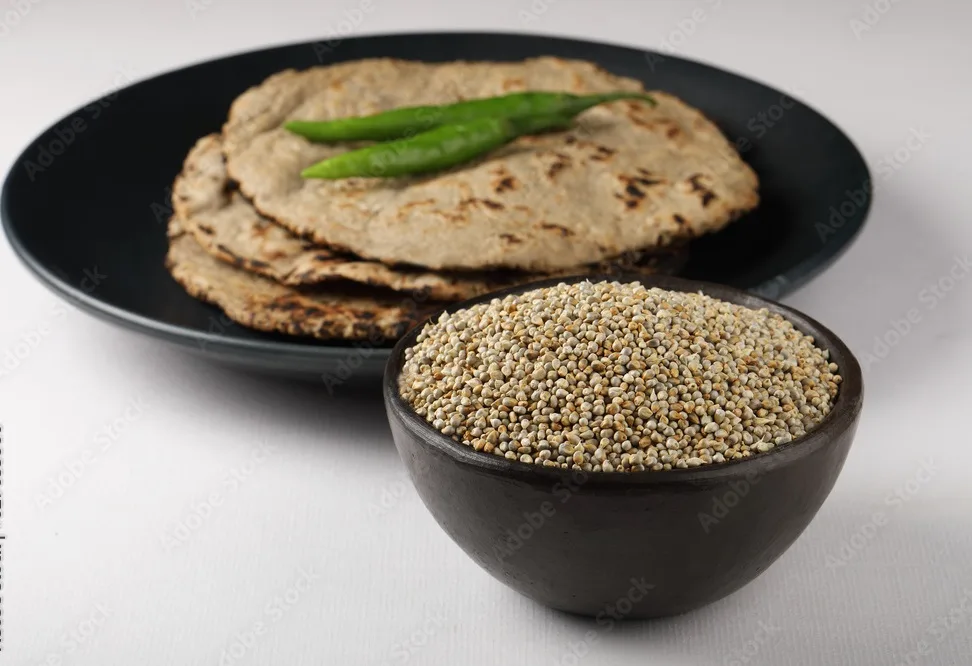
left=172, top=134, right=515, bottom=300
left=174, top=134, right=686, bottom=300
left=164, top=217, right=440, bottom=341
left=222, top=57, right=758, bottom=271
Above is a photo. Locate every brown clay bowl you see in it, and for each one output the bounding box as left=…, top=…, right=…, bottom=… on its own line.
left=383, top=274, right=863, bottom=619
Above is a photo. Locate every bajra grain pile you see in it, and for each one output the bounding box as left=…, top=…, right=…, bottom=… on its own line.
left=399, top=280, right=841, bottom=471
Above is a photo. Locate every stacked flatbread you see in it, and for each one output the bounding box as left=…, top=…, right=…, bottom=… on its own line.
left=166, top=57, right=759, bottom=341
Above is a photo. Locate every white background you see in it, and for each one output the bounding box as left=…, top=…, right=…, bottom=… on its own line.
left=2, top=0, right=971, bottom=664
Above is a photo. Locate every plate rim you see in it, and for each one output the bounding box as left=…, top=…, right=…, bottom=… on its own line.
left=1, top=29, right=872, bottom=362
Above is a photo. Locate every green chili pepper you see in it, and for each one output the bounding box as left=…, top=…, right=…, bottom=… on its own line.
left=300, top=113, right=574, bottom=180
left=286, top=90, right=656, bottom=143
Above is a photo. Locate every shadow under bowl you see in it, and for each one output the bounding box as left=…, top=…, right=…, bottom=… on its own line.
left=383, top=274, right=863, bottom=619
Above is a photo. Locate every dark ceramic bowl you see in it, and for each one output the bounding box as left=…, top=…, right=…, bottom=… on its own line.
left=384, top=274, right=863, bottom=619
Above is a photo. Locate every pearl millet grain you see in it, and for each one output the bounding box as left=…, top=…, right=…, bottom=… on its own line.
left=398, top=281, right=841, bottom=472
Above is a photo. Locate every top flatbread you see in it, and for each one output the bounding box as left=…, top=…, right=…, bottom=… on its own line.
left=174, top=134, right=685, bottom=301
left=223, top=57, right=758, bottom=271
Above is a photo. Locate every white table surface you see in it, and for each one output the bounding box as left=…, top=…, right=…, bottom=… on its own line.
left=2, top=0, right=971, bottom=664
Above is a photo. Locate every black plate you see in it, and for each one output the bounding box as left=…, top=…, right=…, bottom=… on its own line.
left=1, top=32, right=870, bottom=381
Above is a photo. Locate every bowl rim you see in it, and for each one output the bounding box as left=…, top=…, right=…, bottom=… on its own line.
left=384, top=273, right=863, bottom=487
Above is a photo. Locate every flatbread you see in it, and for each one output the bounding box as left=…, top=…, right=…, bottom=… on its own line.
left=173, top=134, right=521, bottom=300
left=164, top=217, right=439, bottom=340
left=222, top=57, right=758, bottom=271
left=174, top=134, right=686, bottom=300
